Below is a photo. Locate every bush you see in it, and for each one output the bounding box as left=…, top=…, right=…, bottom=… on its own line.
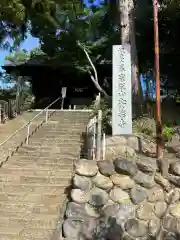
left=163, top=125, right=175, bottom=142
left=133, top=117, right=155, bottom=137
left=88, top=97, right=112, bottom=134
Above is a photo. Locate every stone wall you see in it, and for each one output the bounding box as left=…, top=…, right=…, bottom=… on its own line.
left=62, top=157, right=180, bottom=240
left=105, top=135, right=157, bottom=161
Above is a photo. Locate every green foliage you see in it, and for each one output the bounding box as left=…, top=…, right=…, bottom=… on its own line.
left=5, top=49, right=30, bottom=63
left=162, top=125, right=175, bottom=142
left=133, top=117, right=155, bottom=137
left=175, top=119, right=180, bottom=125
left=30, top=47, right=44, bottom=57
left=133, top=117, right=176, bottom=142
left=135, top=0, right=180, bottom=87
left=2, top=0, right=180, bottom=90
left=21, top=87, right=34, bottom=110
left=89, top=97, right=112, bottom=133
left=0, top=1, right=116, bottom=76
left=36, top=3, right=115, bottom=75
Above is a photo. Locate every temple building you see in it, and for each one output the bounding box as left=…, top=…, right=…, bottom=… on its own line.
left=2, top=56, right=111, bottom=109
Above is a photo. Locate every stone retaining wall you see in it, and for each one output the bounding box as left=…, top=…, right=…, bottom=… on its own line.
left=62, top=157, right=180, bottom=240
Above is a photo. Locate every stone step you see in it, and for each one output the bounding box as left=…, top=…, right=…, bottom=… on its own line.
left=0, top=183, right=68, bottom=194
left=14, top=151, right=79, bottom=158
left=48, top=112, right=88, bottom=116
left=51, top=111, right=89, bottom=115
left=0, top=227, right=54, bottom=239
left=53, top=113, right=90, bottom=118
left=37, top=127, right=85, bottom=131
left=0, top=173, right=72, bottom=184
left=21, top=143, right=81, bottom=149
left=27, top=141, right=82, bottom=146
left=0, top=141, right=24, bottom=148
left=0, top=212, right=58, bottom=229
left=51, top=113, right=90, bottom=118
left=8, top=160, right=74, bottom=168
left=0, top=226, right=27, bottom=238
left=9, top=156, right=74, bottom=164
left=42, top=122, right=87, bottom=127
left=32, top=132, right=83, bottom=137
left=0, top=182, right=70, bottom=190
left=29, top=135, right=82, bottom=141
left=0, top=110, right=89, bottom=238
left=37, top=130, right=85, bottom=135
left=0, top=192, right=66, bottom=204
left=0, top=168, right=72, bottom=177
left=2, top=163, right=73, bottom=171
left=0, top=201, right=62, bottom=215
left=34, top=125, right=83, bottom=131
left=47, top=121, right=87, bottom=126
left=45, top=115, right=88, bottom=120
left=30, top=136, right=82, bottom=141
left=18, top=146, right=80, bottom=154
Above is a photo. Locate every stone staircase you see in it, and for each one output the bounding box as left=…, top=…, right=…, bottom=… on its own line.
left=0, top=110, right=90, bottom=239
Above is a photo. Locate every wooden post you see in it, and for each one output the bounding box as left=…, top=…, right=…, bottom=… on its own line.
left=97, top=110, right=102, bottom=161
left=153, top=0, right=163, bottom=159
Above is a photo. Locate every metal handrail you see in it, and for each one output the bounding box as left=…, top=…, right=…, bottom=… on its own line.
left=0, top=96, right=61, bottom=147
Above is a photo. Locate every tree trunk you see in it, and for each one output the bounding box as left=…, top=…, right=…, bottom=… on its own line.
left=119, top=0, right=129, bottom=44
left=119, top=0, right=143, bottom=117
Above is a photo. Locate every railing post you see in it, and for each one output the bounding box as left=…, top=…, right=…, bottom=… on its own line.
left=92, top=117, right=97, bottom=160
left=45, top=109, right=48, bottom=123
left=97, top=109, right=102, bottom=161
left=26, top=123, right=30, bottom=145
left=61, top=98, right=64, bottom=110
left=102, top=133, right=106, bottom=160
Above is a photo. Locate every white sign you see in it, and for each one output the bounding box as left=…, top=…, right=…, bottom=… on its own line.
left=112, top=44, right=132, bottom=135
left=61, top=87, right=67, bottom=98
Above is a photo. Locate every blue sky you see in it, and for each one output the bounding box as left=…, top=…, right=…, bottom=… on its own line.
left=0, top=0, right=148, bottom=93
left=0, top=0, right=102, bottom=89
left=0, top=35, right=39, bottom=71
left=0, top=0, right=102, bottom=71
left=0, top=0, right=150, bottom=97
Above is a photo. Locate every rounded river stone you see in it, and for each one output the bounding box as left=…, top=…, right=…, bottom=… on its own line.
left=65, top=202, right=87, bottom=219
left=125, top=219, right=148, bottom=237
left=111, top=174, right=135, bottom=189
left=63, top=218, right=83, bottom=238
left=71, top=189, right=89, bottom=204
left=73, top=174, right=92, bottom=191
left=75, top=159, right=98, bottom=177
left=88, top=187, right=109, bottom=206
left=110, top=187, right=131, bottom=204
left=92, top=173, right=113, bottom=190
left=130, top=187, right=147, bottom=204
left=114, top=158, right=138, bottom=176
left=98, top=160, right=115, bottom=176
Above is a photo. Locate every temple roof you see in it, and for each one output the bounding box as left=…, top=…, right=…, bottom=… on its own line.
left=2, top=56, right=111, bottom=76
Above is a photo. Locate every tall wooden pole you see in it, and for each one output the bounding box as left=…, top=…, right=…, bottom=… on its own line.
left=153, top=0, right=162, bottom=158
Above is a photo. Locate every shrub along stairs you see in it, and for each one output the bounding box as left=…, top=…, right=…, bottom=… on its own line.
left=0, top=110, right=90, bottom=239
